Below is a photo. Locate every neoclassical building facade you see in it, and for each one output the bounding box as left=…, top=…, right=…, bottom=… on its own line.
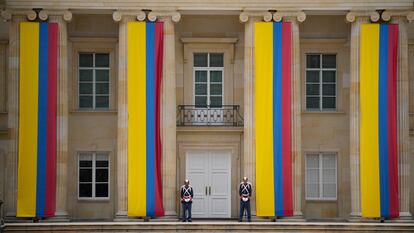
left=0, top=0, right=413, bottom=221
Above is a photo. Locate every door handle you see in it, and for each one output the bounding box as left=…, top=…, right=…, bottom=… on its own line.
left=205, top=186, right=208, bottom=195
left=209, top=186, right=211, bottom=195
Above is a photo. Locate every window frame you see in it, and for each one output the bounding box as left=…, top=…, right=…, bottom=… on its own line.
left=77, top=152, right=110, bottom=201
left=193, top=53, right=225, bottom=108
left=305, top=53, right=337, bottom=112
left=78, top=52, right=111, bottom=110
left=305, top=152, right=337, bottom=201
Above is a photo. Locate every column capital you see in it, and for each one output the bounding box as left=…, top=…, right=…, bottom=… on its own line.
left=346, top=11, right=380, bottom=23
left=0, top=9, right=37, bottom=21
left=38, top=10, right=72, bottom=22
left=112, top=10, right=146, bottom=22
left=273, top=11, right=306, bottom=23
left=382, top=10, right=414, bottom=22
left=148, top=11, right=181, bottom=23
left=239, top=11, right=273, bottom=23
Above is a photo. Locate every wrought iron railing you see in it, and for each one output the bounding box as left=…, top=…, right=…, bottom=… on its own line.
left=177, top=105, right=244, bottom=126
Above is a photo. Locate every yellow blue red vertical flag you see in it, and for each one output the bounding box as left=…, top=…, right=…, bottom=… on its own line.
left=17, top=22, right=58, bottom=217
left=254, top=22, right=293, bottom=217
left=127, top=21, right=165, bottom=217
left=360, top=23, right=399, bottom=218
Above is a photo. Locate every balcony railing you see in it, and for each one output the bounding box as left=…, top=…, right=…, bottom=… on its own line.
left=177, top=105, right=244, bottom=127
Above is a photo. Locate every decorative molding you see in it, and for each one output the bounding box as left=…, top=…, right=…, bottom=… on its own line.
left=38, top=10, right=72, bottom=22
left=382, top=10, right=414, bottom=22
left=147, top=11, right=181, bottom=23
left=239, top=11, right=273, bottom=23
left=0, top=9, right=36, bottom=21
left=273, top=11, right=306, bottom=22
left=345, top=11, right=380, bottom=22
left=180, top=37, right=238, bottom=44
left=112, top=10, right=146, bottom=22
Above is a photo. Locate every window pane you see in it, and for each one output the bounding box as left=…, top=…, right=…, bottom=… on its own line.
left=323, top=169, right=336, bottom=183
left=306, top=84, right=319, bottom=96
left=96, top=169, right=108, bottom=182
left=79, top=53, right=93, bottom=67
left=96, top=83, right=109, bottom=95
left=95, top=96, right=109, bottom=108
left=306, top=71, right=319, bottom=83
left=195, top=84, right=207, bottom=95
left=95, top=53, right=109, bottom=67
left=79, top=160, right=92, bottom=167
left=210, top=84, right=222, bottom=95
left=306, top=97, right=320, bottom=110
left=96, top=70, right=109, bottom=82
left=322, top=71, right=336, bottom=83
left=194, top=53, right=208, bottom=67
left=306, top=154, right=319, bottom=168
left=323, top=184, right=336, bottom=198
left=322, top=54, right=336, bottom=68
left=306, top=169, right=319, bottom=183
left=79, top=169, right=92, bottom=182
left=96, top=160, right=109, bottom=167
left=79, top=69, right=93, bottom=82
left=306, top=54, right=320, bottom=68
left=79, top=96, right=93, bottom=108
left=95, top=184, right=109, bottom=197
left=79, top=83, right=93, bottom=95
left=79, top=183, right=92, bottom=197
left=210, top=71, right=222, bottom=82
left=322, top=84, right=336, bottom=96
left=322, top=97, right=336, bottom=109
left=195, top=71, right=207, bottom=82
left=306, top=184, right=319, bottom=198
left=210, top=96, right=222, bottom=108
left=195, top=96, right=207, bottom=107
left=322, top=154, right=336, bottom=168
left=210, top=53, right=224, bottom=67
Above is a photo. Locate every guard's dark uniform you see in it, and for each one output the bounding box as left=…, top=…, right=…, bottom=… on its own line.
left=238, top=181, right=252, bottom=222
left=180, top=185, right=194, bottom=222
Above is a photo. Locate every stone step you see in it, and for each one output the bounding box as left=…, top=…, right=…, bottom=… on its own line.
left=3, top=221, right=414, bottom=233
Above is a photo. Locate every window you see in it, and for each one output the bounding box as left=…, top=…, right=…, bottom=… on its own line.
left=194, top=53, right=224, bottom=108
left=306, top=54, right=336, bottom=111
left=78, top=53, right=110, bottom=109
left=305, top=152, right=337, bottom=200
left=78, top=152, right=109, bottom=199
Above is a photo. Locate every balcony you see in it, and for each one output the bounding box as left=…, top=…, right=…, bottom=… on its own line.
left=177, top=105, right=243, bottom=127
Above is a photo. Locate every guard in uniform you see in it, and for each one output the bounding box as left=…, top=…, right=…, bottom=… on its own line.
left=238, top=177, right=252, bottom=222
left=180, top=179, right=194, bottom=222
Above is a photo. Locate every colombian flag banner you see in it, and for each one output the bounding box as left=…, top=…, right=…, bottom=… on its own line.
left=360, top=24, right=399, bottom=218
left=127, top=21, right=164, bottom=217
left=17, top=22, right=58, bottom=217
left=254, top=22, right=293, bottom=217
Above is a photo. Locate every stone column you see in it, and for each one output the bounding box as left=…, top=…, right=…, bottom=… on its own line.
left=385, top=11, right=414, bottom=219
left=3, top=13, right=27, bottom=219
left=239, top=11, right=273, bottom=215
left=47, top=11, right=72, bottom=221
left=112, top=11, right=140, bottom=220
left=346, top=12, right=373, bottom=218
left=151, top=12, right=181, bottom=217
left=278, top=12, right=306, bottom=218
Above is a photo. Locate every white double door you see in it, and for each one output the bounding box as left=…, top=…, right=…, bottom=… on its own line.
left=185, top=150, right=231, bottom=218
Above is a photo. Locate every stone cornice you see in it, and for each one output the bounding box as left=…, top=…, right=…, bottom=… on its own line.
left=147, top=11, right=181, bottom=23
left=112, top=10, right=146, bottom=22
left=273, top=11, right=306, bottom=22
left=382, top=10, right=414, bottom=22
left=345, top=11, right=380, bottom=22
left=239, top=11, right=273, bottom=23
